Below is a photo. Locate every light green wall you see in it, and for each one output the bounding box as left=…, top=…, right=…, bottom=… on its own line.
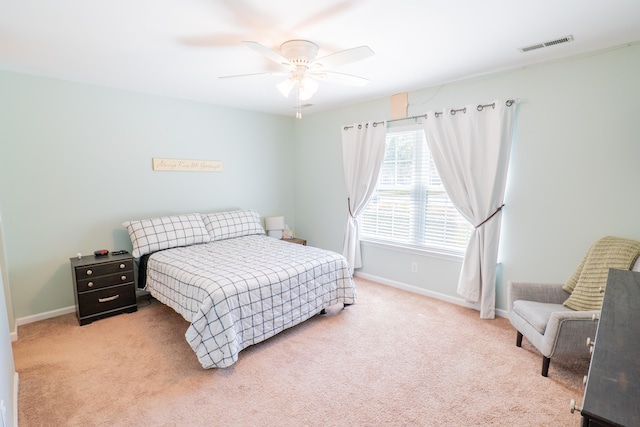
left=294, top=43, right=640, bottom=311
left=0, top=70, right=296, bottom=319
left=1, top=43, right=639, bottom=322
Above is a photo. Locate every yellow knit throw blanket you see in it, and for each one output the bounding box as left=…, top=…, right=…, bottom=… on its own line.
left=563, top=236, right=640, bottom=311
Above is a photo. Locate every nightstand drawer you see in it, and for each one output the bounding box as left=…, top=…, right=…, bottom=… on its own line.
left=74, top=259, right=133, bottom=280
left=77, top=271, right=133, bottom=292
left=77, top=283, right=136, bottom=318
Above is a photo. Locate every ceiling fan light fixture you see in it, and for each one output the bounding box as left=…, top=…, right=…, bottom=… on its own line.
left=276, top=78, right=295, bottom=97
left=298, top=91, right=313, bottom=101
left=298, top=77, right=318, bottom=101
left=228, top=39, right=374, bottom=118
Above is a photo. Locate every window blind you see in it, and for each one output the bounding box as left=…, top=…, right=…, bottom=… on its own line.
left=361, top=125, right=472, bottom=255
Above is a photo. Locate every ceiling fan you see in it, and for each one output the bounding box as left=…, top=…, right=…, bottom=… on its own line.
left=220, top=40, right=374, bottom=118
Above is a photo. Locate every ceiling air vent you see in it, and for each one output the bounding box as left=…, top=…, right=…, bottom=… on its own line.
left=519, top=34, right=574, bottom=53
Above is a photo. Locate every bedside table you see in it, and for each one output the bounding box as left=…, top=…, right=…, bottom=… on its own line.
left=70, top=253, right=137, bottom=325
left=282, top=237, right=307, bottom=245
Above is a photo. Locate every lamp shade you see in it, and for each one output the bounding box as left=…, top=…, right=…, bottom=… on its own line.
left=265, top=215, right=285, bottom=231
left=265, top=215, right=285, bottom=239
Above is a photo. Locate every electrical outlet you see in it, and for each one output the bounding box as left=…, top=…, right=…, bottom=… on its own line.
left=411, top=262, right=418, bottom=273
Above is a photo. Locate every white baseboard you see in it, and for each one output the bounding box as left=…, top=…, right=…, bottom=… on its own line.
left=354, top=271, right=508, bottom=318
left=10, top=274, right=508, bottom=343
left=12, top=372, right=18, bottom=427
left=13, top=306, right=76, bottom=341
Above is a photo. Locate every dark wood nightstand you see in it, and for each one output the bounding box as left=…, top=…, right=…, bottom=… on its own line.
left=70, top=253, right=137, bottom=326
left=282, top=237, right=307, bottom=245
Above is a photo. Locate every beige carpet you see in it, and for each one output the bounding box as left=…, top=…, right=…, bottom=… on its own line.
left=13, top=278, right=588, bottom=426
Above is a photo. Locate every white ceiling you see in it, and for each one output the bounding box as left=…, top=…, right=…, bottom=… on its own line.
left=2, top=0, right=640, bottom=118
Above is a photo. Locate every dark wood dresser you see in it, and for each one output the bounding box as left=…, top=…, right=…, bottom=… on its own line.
left=70, top=253, right=137, bottom=325
left=578, top=268, right=640, bottom=426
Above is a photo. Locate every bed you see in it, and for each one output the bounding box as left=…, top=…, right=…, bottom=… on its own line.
left=123, top=209, right=355, bottom=368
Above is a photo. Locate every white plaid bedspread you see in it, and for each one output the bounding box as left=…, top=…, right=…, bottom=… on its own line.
left=145, top=234, right=356, bottom=368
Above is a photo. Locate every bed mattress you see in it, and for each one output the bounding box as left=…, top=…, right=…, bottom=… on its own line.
left=144, top=234, right=356, bottom=368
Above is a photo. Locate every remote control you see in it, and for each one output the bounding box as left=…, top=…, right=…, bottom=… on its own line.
left=111, top=250, right=129, bottom=255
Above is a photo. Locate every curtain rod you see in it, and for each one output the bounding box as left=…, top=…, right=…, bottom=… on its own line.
left=343, top=99, right=515, bottom=130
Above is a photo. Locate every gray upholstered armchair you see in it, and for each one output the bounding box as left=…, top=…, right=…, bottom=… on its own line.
left=507, top=281, right=598, bottom=377
left=508, top=237, right=640, bottom=377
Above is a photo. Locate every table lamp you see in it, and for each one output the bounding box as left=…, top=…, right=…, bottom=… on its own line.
left=265, top=215, right=285, bottom=239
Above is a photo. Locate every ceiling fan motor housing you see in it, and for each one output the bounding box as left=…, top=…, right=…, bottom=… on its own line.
left=280, top=40, right=319, bottom=62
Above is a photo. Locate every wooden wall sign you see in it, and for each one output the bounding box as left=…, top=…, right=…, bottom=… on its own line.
left=152, top=158, right=223, bottom=172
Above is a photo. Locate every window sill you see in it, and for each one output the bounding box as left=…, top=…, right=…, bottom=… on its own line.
left=360, top=238, right=465, bottom=262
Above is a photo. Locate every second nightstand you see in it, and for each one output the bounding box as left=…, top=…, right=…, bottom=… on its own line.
left=282, top=237, right=307, bottom=246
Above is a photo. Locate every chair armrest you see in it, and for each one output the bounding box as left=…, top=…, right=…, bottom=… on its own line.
left=548, top=309, right=600, bottom=326
left=507, top=281, right=570, bottom=311
left=544, top=310, right=600, bottom=358
left=544, top=309, right=600, bottom=357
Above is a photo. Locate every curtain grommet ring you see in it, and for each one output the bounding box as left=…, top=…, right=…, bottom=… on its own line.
left=477, top=103, right=496, bottom=112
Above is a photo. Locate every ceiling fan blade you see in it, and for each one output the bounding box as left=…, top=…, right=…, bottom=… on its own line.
left=178, top=33, right=242, bottom=47
left=218, top=71, right=287, bottom=79
left=242, top=41, right=291, bottom=66
left=312, top=71, right=370, bottom=87
left=291, top=2, right=359, bottom=33
left=313, top=46, right=374, bottom=68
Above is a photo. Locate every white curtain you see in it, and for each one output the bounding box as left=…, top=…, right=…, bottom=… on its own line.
left=341, top=121, right=387, bottom=274
left=422, top=100, right=517, bottom=319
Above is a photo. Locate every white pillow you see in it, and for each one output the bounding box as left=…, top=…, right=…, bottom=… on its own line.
left=122, top=213, right=210, bottom=258
left=202, top=209, right=265, bottom=241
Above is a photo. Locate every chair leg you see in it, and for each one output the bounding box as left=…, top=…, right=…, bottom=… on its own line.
left=541, top=356, right=550, bottom=377
left=516, top=331, right=523, bottom=347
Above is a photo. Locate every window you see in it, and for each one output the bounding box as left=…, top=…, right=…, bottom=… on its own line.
left=360, top=125, right=473, bottom=256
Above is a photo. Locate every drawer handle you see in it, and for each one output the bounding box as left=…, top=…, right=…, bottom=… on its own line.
left=119, top=263, right=126, bottom=269
left=87, top=282, right=94, bottom=288
left=86, top=269, right=93, bottom=275
left=98, top=295, right=120, bottom=303
left=570, top=399, right=582, bottom=414
left=121, top=275, right=127, bottom=281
